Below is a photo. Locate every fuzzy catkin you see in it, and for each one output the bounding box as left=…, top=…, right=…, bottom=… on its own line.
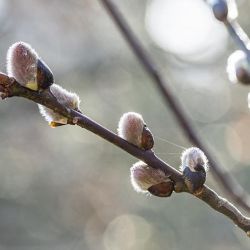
left=227, top=50, right=250, bottom=84
left=38, top=84, right=80, bottom=125
left=7, top=42, right=38, bottom=90
left=130, top=161, right=169, bottom=193
left=180, top=147, right=208, bottom=172
left=118, top=112, right=145, bottom=147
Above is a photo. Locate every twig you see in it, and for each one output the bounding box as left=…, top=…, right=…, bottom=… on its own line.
left=97, top=0, right=250, bottom=212
left=205, top=0, right=250, bottom=62
left=224, top=20, right=250, bottom=59
left=0, top=73, right=250, bottom=235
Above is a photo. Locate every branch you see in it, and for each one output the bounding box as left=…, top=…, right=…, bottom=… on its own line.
left=0, top=73, right=250, bottom=235
left=98, top=0, right=250, bottom=212
left=225, top=20, right=250, bottom=59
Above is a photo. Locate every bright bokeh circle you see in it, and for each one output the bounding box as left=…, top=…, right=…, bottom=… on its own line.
left=145, top=0, right=228, bottom=63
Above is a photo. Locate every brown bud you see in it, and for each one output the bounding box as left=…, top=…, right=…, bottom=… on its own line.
left=211, top=0, right=228, bottom=22
left=36, top=58, right=54, bottom=90
left=235, top=66, right=250, bottom=85
left=227, top=50, right=250, bottom=85
left=141, top=126, right=154, bottom=150
left=148, top=181, right=174, bottom=197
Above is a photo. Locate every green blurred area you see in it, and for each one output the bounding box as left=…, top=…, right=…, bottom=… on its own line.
left=0, top=0, right=249, bottom=249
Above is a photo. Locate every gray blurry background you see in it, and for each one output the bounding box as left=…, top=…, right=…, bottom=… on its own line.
left=0, top=0, right=250, bottom=249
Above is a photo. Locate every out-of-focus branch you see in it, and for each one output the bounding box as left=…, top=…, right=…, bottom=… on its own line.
left=97, top=0, right=250, bottom=212
left=0, top=73, right=250, bottom=235
left=224, top=20, right=250, bottom=59
left=206, top=1, right=250, bottom=83
left=206, top=0, right=250, bottom=60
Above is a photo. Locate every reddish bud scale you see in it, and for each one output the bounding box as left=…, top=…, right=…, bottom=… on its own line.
left=148, top=181, right=174, bottom=197
left=141, top=126, right=154, bottom=150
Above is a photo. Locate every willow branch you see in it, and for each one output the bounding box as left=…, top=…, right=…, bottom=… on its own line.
left=224, top=20, right=250, bottom=59
left=0, top=73, right=250, bottom=235
left=98, top=0, right=250, bottom=212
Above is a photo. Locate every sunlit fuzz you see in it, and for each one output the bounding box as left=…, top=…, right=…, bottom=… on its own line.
left=6, top=41, right=54, bottom=91
left=180, top=147, right=208, bottom=172
left=227, top=50, right=250, bottom=85
left=117, top=112, right=154, bottom=150
left=38, top=84, right=80, bottom=127
left=130, top=161, right=173, bottom=197
left=180, top=147, right=208, bottom=194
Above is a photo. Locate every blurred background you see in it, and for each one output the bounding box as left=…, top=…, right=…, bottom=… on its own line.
left=0, top=0, right=249, bottom=249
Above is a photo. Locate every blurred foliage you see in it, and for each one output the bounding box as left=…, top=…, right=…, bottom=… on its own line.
left=0, top=0, right=249, bottom=249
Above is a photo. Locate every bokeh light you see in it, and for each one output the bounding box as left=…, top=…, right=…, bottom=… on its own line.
left=145, top=0, right=228, bottom=63
left=103, top=214, right=152, bottom=250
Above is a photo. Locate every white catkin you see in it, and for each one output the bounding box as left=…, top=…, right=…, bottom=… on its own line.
left=117, top=112, right=145, bottom=147
left=6, top=41, right=38, bottom=87
left=130, top=161, right=168, bottom=193
left=180, top=147, right=209, bottom=172
left=38, top=84, right=80, bottom=124
left=227, top=50, right=250, bottom=84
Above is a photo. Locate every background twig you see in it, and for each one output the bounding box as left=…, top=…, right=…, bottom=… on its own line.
left=225, top=20, right=250, bottom=60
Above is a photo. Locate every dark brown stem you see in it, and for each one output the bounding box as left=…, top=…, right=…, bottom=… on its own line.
left=0, top=73, right=250, bottom=235
left=196, top=187, right=250, bottom=234
left=98, top=0, right=250, bottom=212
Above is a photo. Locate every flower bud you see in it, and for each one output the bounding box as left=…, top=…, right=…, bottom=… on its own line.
left=6, top=41, right=54, bottom=91
left=130, top=161, right=173, bottom=197
left=117, top=112, right=154, bottom=150
left=38, top=84, right=80, bottom=127
left=227, top=50, right=250, bottom=85
left=207, top=0, right=228, bottom=22
left=180, top=147, right=208, bottom=194
left=148, top=182, right=174, bottom=197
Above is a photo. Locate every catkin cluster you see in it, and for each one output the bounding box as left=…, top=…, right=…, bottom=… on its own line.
left=6, top=42, right=81, bottom=127
left=117, top=112, right=174, bottom=197
left=5, top=42, right=209, bottom=196
left=117, top=112, right=209, bottom=196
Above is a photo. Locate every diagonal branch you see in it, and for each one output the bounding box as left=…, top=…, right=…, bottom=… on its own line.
left=98, top=0, right=250, bottom=212
left=224, top=20, right=250, bottom=59
left=0, top=73, right=250, bottom=235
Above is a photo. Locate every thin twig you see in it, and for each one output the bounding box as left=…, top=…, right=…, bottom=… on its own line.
left=0, top=73, right=250, bottom=235
left=204, top=0, right=250, bottom=62
left=224, top=20, right=250, bottom=60
left=98, top=0, right=250, bottom=212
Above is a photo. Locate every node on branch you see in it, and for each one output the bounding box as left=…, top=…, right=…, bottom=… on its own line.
left=38, top=84, right=81, bottom=127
